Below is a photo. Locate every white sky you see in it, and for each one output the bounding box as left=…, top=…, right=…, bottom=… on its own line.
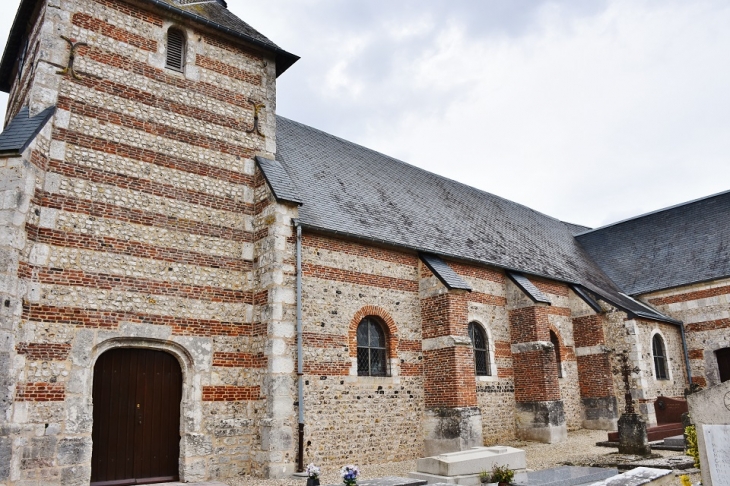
left=2, top=0, right=729, bottom=228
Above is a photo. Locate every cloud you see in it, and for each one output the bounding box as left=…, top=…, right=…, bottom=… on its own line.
left=1, top=0, right=729, bottom=228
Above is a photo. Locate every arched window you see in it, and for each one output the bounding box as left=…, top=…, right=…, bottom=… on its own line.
left=166, top=28, right=186, bottom=72
left=468, top=322, right=491, bottom=376
left=357, top=317, right=387, bottom=376
left=652, top=334, right=668, bottom=380
left=550, top=330, right=562, bottom=378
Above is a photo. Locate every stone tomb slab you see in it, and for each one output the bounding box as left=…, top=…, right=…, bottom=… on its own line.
left=416, top=446, right=526, bottom=477
left=512, top=466, right=618, bottom=486
left=586, top=467, right=672, bottom=486
left=703, top=424, right=730, bottom=486
left=324, top=478, right=426, bottom=486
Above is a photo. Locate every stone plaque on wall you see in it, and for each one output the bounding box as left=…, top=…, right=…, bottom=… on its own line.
left=703, top=425, right=730, bottom=486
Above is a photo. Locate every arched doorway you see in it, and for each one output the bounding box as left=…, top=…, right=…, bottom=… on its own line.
left=91, top=348, right=182, bottom=485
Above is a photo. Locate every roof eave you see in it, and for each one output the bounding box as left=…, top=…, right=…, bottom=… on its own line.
left=0, top=0, right=299, bottom=92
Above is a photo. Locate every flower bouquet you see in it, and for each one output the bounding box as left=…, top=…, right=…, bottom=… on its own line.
left=340, top=464, right=360, bottom=485
left=306, top=463, right=321, bottom=486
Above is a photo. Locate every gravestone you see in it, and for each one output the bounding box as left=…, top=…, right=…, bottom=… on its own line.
left=654, top=397, right=688, bottom=425
left=686, top=379, right=730, bottom=486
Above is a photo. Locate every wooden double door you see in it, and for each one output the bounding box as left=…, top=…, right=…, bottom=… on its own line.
left=91, top=349, right=182, bottom=485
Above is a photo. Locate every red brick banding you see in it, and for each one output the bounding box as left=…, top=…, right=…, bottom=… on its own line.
left=16, top=343, right=71, bottom=361
left=449, top=261, right=505, bottom=284
left=196, top=55, right=262, bottom=86
left=546, top=307, right=572, bottom=317
left=303, top=263, right=418, bottom=293
left=212, top=352, right=267, bottom=368
left=16, top=383, right=66, bottom=402
left=512, top=350, right=561, bottom=402
left=686, top=319, right=730, bottom=333
left=421, top=292, right=468, bottom=339
left=19, top=263, right=252, bottom=303
left=72, top=13, right=157, bottom=51
left=303, top=362, right=351, bottom=376
left=57, top=96, right=254, bottom=159
left=497, top=367, right=514, bottom=379
left=202, top=34, right=263, bottom=61
left=27, top=224, right=251, bottom=272
left=423, top=346, right=477, bottom=408
left=648, top=285, right=730, bottom=306
left=688, top=349, right=704, bottom=360
left=576, top=353, right=614, bottom=399
left=400, top=362, right=423, bottom=376
left=509, top=306, right=551, bottom=343
left=54, top=129, right=255, bottom=186
left=468, top=292, right=507, bottom=307
left=303, top=233, right=418, bottom=266
left=348, top=306, right=399, bottom=359
left=32, top=190, right=252, bottom=242
left=531, top=277, right=570, bottom=297
left=202, top=386, right=261, bottom=401
left=91, top=0, right=164, bottom=26
left=573, top=315, right=606, bottom=348
left=22, top=304, right=254, bottom=336
left=397, top=339, right=422, bottom=353
left=494, top=341, right=512, bottom=359
left=69, top=75, right=254, bottom=133
left=79, top=46, right=257, bottom=110
left=47, top=158, right=254, bottom=214
left=692, top=376, right=707, bottom=387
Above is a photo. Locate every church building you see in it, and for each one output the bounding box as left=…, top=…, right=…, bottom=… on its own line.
left=0, top=0, right=728, bottom=484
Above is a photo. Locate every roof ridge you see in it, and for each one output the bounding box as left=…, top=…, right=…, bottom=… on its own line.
left=575, top=188, right=730, bottom=237
left=276, top=115, right=574, bottom=228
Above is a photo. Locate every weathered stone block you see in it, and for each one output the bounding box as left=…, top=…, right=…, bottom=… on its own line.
left=515, top=401, right=567, bottom=443
left=423, top=407, right=483, bottom=457
left=617, top=414, right=651, bottom=456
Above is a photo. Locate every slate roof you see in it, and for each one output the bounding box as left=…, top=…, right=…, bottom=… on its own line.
left=0, top=0, right=298, bottom=91
left=420, top=253, right=472, bottom=291
left=273, top=116, right=680, bottom=324
left=255, top=156, right=303, bottom=205
left=576, top=190, right=730, bottom=296
left=0, top=106, right=55, bottom=156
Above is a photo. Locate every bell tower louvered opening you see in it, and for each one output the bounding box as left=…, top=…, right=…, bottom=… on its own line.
left=166, top=28, right=186, bottom=72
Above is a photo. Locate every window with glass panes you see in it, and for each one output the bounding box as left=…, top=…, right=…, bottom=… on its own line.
left=652, top=334, right=668, bottom=380
left=357, top=318, right=387, bottom=376
left=468, top=322, right=491, bottom=376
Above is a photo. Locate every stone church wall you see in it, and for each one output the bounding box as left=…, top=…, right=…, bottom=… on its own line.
left=643, top=277, right=730, bottom=388
left=299, top=232, right=425, bottom=465
left=1, top=0, right=285, bottom=482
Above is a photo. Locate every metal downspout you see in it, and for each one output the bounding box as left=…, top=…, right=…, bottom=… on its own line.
left=680, top=322, right=693, bottom=387
left=295, top=222, right=305, bottom=472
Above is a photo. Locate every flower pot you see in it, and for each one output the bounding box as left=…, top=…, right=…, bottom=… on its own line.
left=498, top=482, right=510, bottom=486
left=306, top=478, right=320, bottom=486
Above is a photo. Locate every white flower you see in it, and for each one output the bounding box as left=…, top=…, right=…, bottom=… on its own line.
left=306, top=463, right=321, bottom=478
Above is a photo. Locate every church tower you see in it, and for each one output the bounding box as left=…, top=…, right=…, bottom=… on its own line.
left=0, top=0, right=298, bottom=482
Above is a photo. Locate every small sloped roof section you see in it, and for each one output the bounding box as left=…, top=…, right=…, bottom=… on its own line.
left=507, top=272, right=551, bottom=304
left=255, top=155, right=302, bottom=205
left=0, top=105, right=55, bottom=156
left=0, top=0, right=298, bottom=91
left=274, top=116, right=677, bottom=324
left=576, top=190, right=730, bottom=296
left=420, top=253, right=472, bottom=291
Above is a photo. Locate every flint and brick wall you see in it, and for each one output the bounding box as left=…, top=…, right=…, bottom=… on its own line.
left=299, top=233, right=424, bottom=465
left=643, top=277, right=730, bottom=388
left=1, top=0, right=282, bottom=482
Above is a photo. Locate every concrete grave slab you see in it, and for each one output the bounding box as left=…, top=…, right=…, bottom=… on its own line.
left=585, top=467, right=672, bottom=486
left=324, top=478, right=426, bottom=486
left=416, top=446, right=526, bottom=476
left=512, top=466, right=618, bottom=486
left=687, top=379, right=730, bottom=486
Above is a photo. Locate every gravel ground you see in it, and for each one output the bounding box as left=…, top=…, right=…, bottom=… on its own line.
left=227, top=429, right=700, bottom=486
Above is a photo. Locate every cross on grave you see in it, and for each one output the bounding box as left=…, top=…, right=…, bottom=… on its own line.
left=614, top=351, right=641, bottom=414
